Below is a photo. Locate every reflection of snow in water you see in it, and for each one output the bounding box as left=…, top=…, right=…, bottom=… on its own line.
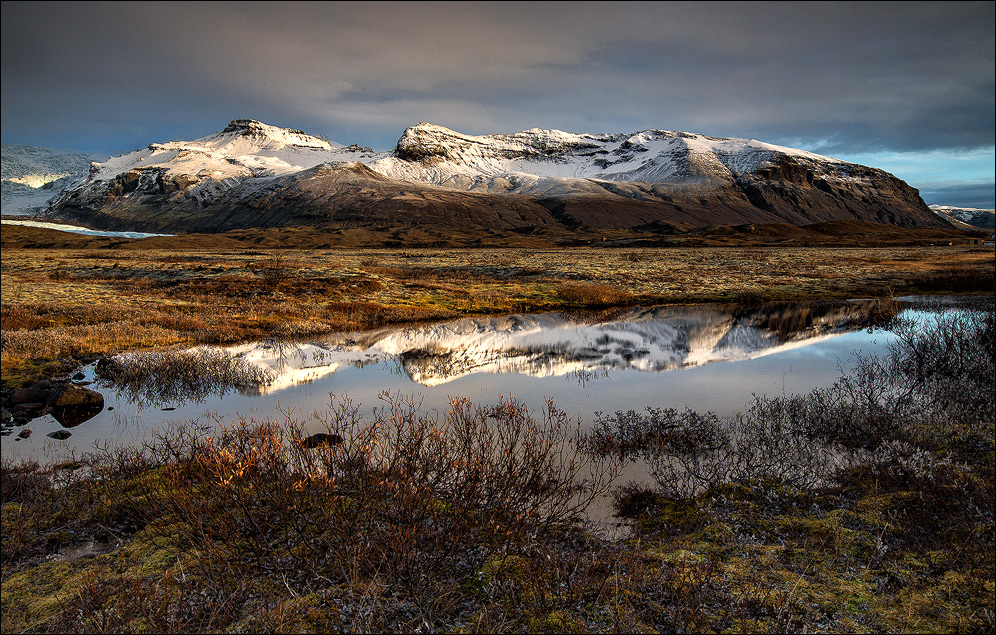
left=217, top=303, right=875, bottom=392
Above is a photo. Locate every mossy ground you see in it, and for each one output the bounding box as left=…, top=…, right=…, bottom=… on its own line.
left=611, top=474, right=994, bottom=633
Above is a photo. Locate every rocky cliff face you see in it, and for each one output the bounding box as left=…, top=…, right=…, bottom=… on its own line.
left=47, top=120, right=950, bottom=233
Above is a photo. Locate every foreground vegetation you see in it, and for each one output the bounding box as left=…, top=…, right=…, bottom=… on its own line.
left=2, top=297, right=992, bottom=632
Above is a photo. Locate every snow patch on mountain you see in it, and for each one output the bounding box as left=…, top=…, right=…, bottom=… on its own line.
left=1, top=143, right=99, bottom=214
left=46, top=118, right=940, bottom=231
left=69, top=119, right=861, bottom=205
left=80, top=119, right=384, bottom=201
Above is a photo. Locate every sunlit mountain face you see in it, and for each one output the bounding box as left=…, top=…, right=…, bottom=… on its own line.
left=46, top=120, right=946, bottom=233
left=1, top=143, right=97, bottom=215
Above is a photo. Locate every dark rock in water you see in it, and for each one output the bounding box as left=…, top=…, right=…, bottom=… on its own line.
left=12, top=382, right=51, bottom=405
left=48, top=384, right=104, bottom=409
left=47, top=430, right=72, bottom=440
left=72, top=372, right=86, bottom=381
left=51, top=404, right=104, bottom=428
left=300, top=432, right=344, bottom=449
left=48, top=385, right=104, bottom=428
left=17, top=428, right=32, bottom=439
left=15, top=402, right=46, bottom=418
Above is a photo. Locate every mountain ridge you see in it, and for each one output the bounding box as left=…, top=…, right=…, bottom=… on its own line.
left=43, top=119, right=951, bottom=233
left=929, top=205, right=995, bottom=230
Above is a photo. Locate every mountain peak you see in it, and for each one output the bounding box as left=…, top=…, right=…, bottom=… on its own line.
left=393, top=122, right=479, bottom=162
left=222, top=118, right=276, bottom=133
left=209, top=119, right=340, bottom=151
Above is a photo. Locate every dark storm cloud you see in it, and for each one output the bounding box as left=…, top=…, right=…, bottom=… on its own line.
left=2, top=1, right=993, bottom=158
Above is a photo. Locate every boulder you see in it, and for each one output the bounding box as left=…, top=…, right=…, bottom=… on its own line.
left=12, top=381, right=52, bottom=405
left=48, top=384, right=104, bottom=409
left=48, top=385, right=104, bottom=428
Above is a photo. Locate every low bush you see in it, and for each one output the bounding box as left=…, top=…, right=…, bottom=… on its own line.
left=590, top=298, right=995, bottom=497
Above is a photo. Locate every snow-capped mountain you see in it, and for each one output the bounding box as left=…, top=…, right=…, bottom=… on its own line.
left=1, top=144, right=99, bottom=215
left=929, top=205, right=995, bottom=230
left=89, top=119, right=356, bottom=182
left=46, top=119, right=947, bottom=233
left=206, top=302, right=879, bottom=392
left=372, top=122, right=844, bottom=193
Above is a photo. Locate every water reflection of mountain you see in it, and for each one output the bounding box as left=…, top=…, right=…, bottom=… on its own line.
left=232, top=301, right=880, bottom=392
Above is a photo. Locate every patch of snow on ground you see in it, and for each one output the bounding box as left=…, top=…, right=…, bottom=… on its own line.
left=1, top=219, right=174, bottom=238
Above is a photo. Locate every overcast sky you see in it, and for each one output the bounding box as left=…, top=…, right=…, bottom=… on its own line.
left=2, top=1, right=993, bottom=208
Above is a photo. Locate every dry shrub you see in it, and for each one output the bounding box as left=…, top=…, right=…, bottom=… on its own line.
left=591, top=298, right=995, bottom=498
left=0, top=304, right=46, bottom=331
left=557, top=283, right=634, bottom=307
left=909, top=263, right=996, bottom=293
left=5, top=393, right=619, bottom=632
left=1, top=459, right=92, bottom=568
left=78, top=394, right=620, bottom=622
left=253, top=253, right=291, bottom=287
left=0, top=302, right=140, bottom=331
left=621, top=249, right=651, bottom=263
left=1, top=322, right=184, bottom=359
left=590, top=403, right=859, bottom=499
left=47, top=267, right=73, bottom=282
left=323, top=301, right=455, bottom=329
